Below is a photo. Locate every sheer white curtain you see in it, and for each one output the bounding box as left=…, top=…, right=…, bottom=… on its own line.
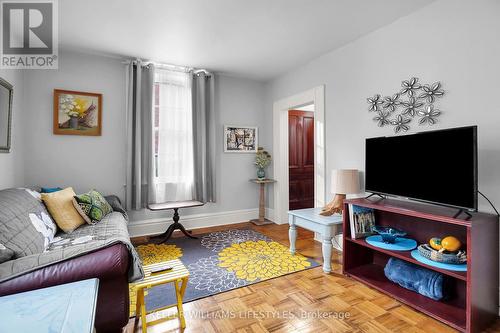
left=152, top=69, right=195, bottom=203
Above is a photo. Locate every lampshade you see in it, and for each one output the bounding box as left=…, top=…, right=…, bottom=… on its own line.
left=331, top=169, right=359, bottom=194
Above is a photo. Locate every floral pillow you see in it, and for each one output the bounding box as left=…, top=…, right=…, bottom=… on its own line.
left=73, top=190, right=113, bottom=224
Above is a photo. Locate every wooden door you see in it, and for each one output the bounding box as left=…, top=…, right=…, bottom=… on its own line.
left=288, top=110, right=314, bottom=210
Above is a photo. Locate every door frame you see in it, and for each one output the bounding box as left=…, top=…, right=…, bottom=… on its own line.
left=272, top=85, right=325, bottom=224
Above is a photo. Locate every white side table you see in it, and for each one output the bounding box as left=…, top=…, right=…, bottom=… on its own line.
left=288, top=207, right=343, bottom=273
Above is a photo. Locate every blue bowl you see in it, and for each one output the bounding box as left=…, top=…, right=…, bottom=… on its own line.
left=372, top=226, right=407, bottom=243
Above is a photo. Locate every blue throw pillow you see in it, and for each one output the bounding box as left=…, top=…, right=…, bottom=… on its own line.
left=41, top=187, right=63, bottom=193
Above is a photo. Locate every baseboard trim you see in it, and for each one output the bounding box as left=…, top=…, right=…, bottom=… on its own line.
left=265, top=208, right=275, bottom=222
left=128, top=208, right=275, bottom=237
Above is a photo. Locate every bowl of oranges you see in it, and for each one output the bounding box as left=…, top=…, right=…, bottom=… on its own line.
left=418, top=236, right=467, bottom=264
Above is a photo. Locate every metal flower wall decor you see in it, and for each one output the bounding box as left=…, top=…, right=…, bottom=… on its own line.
left=367, top=77, right=445, bottom=133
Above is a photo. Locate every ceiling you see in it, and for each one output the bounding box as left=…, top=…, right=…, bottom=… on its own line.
left=59, top=0, right=435, bottom=81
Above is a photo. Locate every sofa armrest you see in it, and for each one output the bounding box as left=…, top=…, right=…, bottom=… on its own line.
left=0, top=243, right=129, bottom=296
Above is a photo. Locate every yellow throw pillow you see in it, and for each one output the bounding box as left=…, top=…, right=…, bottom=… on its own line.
left=41, top=187, right=85, bottom=233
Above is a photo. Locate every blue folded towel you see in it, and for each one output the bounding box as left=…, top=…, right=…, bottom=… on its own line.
left=384, top=258, right=444, bottom=300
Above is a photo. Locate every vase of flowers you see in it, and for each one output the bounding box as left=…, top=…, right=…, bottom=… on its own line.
left=257, top=167, right=265, bottom=179
left=60, top=94, right=89, bottom=130
left=69, top=116, right=79, bottom=129
left=255, top=147, right=271, bottom=180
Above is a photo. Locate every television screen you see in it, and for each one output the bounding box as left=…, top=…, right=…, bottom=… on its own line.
left=365, top=126, right=477, bottom=210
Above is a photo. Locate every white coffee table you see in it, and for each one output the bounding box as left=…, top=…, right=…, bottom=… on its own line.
left=288, top=207, right=343, bottom=273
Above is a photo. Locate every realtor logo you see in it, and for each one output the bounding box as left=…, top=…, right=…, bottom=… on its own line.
left=1, top=0, right=58, bottom=69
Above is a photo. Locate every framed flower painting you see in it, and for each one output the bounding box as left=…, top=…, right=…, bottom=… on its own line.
left=53, top=89, right=102, bottom=136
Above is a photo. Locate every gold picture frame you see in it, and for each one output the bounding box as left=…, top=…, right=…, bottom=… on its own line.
left=53, top=89, right=102, bottom=136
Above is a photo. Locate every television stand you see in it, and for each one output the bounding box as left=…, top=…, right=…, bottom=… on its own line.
left=343, top=198, right=499, bottom=333
left=453, top=209, right=473, bottom=220
left=365, top=193, right=386, bottom=200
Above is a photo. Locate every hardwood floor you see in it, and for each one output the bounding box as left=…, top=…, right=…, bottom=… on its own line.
left=125, top=222, right=500, bottom=333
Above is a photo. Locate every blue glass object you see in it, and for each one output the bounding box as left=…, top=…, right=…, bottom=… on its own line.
left=366, top=235, right=417, bottom=251
left=372, top=225, right=407, bottom=243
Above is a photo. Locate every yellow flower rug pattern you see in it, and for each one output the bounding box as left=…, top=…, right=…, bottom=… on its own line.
left=128, top=229, right=319, bottom=317
left=219, top=241, right=311, bottom=281
left=129, top=244, right=183, bottom=316
left=135, top=243, right=183, bottom=265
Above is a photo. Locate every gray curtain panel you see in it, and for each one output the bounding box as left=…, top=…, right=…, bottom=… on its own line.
left=192, top=72, right=216, bottom=203
left=125, top=61, right=155, bottom=210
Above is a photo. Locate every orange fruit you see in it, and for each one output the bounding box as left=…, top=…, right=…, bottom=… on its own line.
left=441, top=236, right=461, bottom=252
left=429, top=237, right=442, bottom=251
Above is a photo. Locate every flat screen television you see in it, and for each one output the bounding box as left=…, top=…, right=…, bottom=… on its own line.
left=365, top=126, right=477, bottom=211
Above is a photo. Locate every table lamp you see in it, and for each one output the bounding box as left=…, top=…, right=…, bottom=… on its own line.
left=320, top=169, right=359, bottom=216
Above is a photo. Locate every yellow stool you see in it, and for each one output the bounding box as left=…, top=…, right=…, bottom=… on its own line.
left=134, top=259, right=189, bottom=332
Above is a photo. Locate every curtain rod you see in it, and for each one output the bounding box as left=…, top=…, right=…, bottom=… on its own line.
left=122, top=59, right=212, bottom=76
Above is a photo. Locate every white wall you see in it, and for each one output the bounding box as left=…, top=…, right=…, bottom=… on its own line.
left=0, top=70, right=24, bottom=188
left=21, top=50, right=270, bottom=226
left=266, top=0, right=500, bottom=214
left=23, top=50, right=127, bottom=198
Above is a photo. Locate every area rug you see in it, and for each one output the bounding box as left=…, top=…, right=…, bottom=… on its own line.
left=129, top=229, right=319, bottom=316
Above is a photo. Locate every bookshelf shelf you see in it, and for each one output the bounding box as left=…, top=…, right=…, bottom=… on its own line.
left=342, top=198, right=499, bottom=333
left=347, top=263, right=467, bottom=331
left=345, top=236, right=467, bottom=281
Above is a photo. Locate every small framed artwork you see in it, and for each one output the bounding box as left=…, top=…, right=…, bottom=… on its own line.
left=53, top=89, right=102, bottom=136
left=224, top=125, right=258, bottom=153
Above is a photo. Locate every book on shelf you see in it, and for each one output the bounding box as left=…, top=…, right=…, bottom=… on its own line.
left=349, top=204, right=376, bottom=239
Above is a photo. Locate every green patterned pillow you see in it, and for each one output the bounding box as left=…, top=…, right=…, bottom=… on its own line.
left=72, top=190, right=113, bottom=224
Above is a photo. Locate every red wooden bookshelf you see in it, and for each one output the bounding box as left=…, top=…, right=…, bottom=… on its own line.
left=342, top=198, right=499, bottom=333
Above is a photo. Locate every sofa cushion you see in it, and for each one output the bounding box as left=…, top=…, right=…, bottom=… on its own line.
left=41, top=187, right=85, bottom=233
left=0, top=188, right=57, bottom=257
left=40, top=187, right=63, bottom=193
left=73, top=190, right=113, bottom=224
left=0, top=211, right=143, bottom=284
left=0, top=244, right=14, bottom=264
left=104, top=195, right=128, bottom=221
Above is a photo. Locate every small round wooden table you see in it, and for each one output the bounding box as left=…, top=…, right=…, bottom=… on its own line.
left=249, top=178, right=276, bottom=225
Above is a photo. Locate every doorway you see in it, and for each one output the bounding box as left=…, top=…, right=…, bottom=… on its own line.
left=272, top=85, right=325, bottom=225
left=288, top=105, right=315, bottom=210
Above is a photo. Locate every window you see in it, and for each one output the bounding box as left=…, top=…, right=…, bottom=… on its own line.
left=152, top=69, right=194, bottom=202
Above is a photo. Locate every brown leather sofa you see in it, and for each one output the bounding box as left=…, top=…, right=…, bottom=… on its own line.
left=0, top=243, right=130, bottom=333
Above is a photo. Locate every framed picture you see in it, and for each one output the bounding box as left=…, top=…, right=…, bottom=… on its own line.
left=0, top=77, right=13, bottom=153
left=224, top=125, right=258, bottom=153
left=53, top=89, right=102, bottom=136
